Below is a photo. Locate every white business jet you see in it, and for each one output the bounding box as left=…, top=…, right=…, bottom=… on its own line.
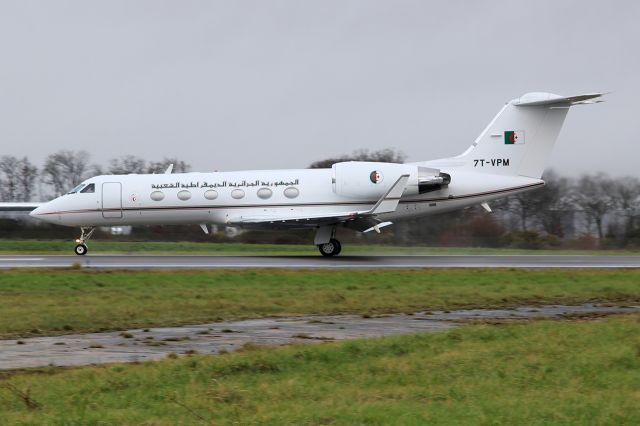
left=4, top=92, right=602, bottom=256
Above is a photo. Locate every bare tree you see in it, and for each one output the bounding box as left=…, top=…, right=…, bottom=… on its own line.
left=533, top=171, right=572, bottom=237
left=0, top=156, right=19, bottom=201
left=16, top=157, right=38, bottom=201
left=309, top=148, right=406, bottom=169
left=108, top=155, right=147, bottom=174
left=612, top=176, right=640, bottom=235
left=503, top=178, right=562, bottom=233
left=506, top=191, right=540, bottom=232
left=42, top=150, right=91, bottom=196
left=0, top=156, right=39, bottom=201
left=573, top=173, right=617, bottom=240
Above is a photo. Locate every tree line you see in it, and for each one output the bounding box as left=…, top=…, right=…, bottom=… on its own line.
left=0, top=152, right=191, bottom=201
left=391, top=171, right=640, bottom=249
left=1, top=149, right=639, bottom=247
left=311, top=149, right=640, bottom=248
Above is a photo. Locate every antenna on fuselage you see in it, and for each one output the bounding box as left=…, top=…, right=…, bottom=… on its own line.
left=164, top=164, right=174, bottom=174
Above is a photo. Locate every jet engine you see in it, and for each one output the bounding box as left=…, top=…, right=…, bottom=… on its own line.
left=331, top=161, right=450, bottom=199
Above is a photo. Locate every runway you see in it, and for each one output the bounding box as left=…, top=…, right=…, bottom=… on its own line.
left=0, top=254, right=639, bottom=269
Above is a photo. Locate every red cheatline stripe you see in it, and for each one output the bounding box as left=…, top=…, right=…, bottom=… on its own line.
left=36, top=182, right=543, bottom=216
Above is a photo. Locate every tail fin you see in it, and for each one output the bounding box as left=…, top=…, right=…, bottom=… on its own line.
left=456, top=92, right=603, bottom=178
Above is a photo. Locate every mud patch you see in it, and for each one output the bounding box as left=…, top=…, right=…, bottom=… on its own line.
left=1, top=304, right=638, bottom=370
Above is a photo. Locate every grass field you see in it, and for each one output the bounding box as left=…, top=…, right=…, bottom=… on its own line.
left=1, top=315, right=639, bottom=424
left=1, top=269, right=639, bottom=339
left=1, top=239, right=640, bottom=255
left=1, top=268, right=639, bottom=423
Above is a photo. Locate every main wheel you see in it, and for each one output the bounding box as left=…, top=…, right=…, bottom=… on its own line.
left=74, top=244, right=88, bottom=256
left=333, top=239, right=342, bottom=255
left=318, top=239, right=341, bottom=257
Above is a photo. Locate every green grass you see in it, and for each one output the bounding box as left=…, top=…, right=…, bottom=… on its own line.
left=1, top=315, right=639, bottom=424
left=1, top=239, right=640, bottom=255
left=1, top=269, right=639, bottom=339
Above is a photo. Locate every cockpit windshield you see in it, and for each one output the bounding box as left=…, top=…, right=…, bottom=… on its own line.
left=67, top=184, right=86, bottom=194
left=80, top=183, right=95, bottom=193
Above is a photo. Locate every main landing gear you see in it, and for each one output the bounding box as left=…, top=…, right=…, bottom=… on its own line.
left=318, top=238, right=342, bottom=257
left=315, top=225, right=342, bottom=257
left=74, top=227, right=95, bottom=255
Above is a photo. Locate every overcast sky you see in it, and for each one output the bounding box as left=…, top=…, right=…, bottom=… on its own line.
left=0, top=1, right=638, bottom=176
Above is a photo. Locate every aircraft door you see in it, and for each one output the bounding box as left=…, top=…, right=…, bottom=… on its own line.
left=102, top=182, right=123, bottom=219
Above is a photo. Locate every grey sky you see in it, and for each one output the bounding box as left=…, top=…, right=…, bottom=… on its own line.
left=0, top=1, right=638, bottom=176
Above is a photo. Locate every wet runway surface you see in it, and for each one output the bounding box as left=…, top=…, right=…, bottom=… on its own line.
left=1, top=254, right=639, bottom=269
left=1, top=304, right=638, bottom=370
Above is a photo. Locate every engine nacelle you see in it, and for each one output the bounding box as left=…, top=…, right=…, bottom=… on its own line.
left=332, top=161, right=449, bottom=199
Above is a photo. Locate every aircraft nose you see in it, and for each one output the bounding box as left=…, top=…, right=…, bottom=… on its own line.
left=29, top=203, right=57, bottom=224
left=30, top=202, right=53, bottom=219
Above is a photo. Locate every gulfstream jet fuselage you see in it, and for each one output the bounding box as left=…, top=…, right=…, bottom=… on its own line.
left=24, top=92, right=603, bottom=256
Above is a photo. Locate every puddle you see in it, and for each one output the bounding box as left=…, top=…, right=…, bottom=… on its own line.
left=1, top=304, right=638, bottom=370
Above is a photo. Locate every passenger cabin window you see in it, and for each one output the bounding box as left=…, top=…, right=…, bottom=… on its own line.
left=80, top=183, right=95, bottom=193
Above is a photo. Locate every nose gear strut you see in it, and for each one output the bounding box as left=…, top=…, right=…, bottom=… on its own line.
left=74, top=227, right=95, bottom=255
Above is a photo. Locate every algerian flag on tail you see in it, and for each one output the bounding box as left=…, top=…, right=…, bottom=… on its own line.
left=504, top=130, right=524, bottom=144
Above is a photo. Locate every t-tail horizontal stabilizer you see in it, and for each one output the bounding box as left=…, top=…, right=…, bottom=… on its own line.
left=513, top=92, right=605, bottom=106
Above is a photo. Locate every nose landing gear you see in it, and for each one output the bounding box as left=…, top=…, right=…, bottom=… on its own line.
left=74, top=227, right=95, bottom=255
left=318, top=238, right=342, bottom=257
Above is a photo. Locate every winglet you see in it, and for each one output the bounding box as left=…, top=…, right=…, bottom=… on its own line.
left=367, top=174, right=409, bottom=215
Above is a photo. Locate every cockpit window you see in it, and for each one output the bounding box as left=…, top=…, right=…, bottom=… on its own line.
left=67, top=184, right=86, bottom=194
left=80, top=183, right=95, bottom=193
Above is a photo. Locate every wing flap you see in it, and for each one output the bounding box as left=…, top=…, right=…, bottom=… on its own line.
left=227, top=210, right=360, bottom=226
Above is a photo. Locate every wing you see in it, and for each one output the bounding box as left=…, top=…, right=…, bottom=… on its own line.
left=226, top=175, right=410, bottom=230
left=0, top=202, right=42, bottom=212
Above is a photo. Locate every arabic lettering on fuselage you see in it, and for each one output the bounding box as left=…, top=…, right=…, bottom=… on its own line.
left=151, top=179, right=300, bottom=189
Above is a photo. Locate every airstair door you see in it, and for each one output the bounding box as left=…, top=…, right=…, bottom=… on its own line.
left=102, top=182, right=123, bottom=219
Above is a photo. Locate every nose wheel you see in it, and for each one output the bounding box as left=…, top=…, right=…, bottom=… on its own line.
left=74, top=227, right=95, bottom=255
left=318, top=238, right=342, bottom=257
